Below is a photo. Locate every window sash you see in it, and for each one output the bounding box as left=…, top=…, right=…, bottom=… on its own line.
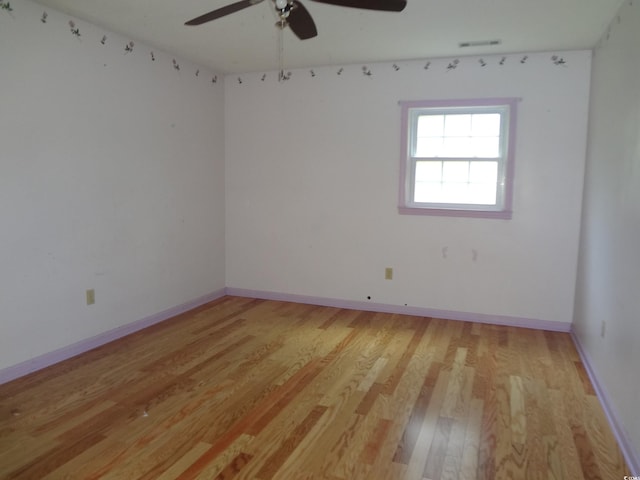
left=408, top=161, right=505, bottom=211
left=411, top=158, right=502, bottom=208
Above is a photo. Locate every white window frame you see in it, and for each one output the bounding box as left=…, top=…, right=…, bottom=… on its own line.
left=398, top=98, right=518, bottom=219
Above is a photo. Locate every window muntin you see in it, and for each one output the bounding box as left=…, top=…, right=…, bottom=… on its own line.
left=399, top=99, right=517, bottom=219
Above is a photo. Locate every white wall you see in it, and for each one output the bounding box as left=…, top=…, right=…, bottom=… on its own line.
left=0, top=0, right=225, bottom=371
left=573, top=0, right=640, bottom=469
left=225, top=51, right=591, bottom=325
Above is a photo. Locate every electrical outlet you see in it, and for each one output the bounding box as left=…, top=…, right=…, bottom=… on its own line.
left=385, top=267, right=393, bottom=280
left=600, top=320, right=606, bottom=338
left=86, top=289, right=95, bottom=305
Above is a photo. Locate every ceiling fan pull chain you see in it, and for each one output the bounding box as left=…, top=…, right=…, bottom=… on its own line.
left=278, top=23, right=285, bottom=82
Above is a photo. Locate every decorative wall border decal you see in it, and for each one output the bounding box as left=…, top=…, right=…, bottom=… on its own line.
left=224, top=52, right=585, bottom=87
left=599, top=0, right=636, bottom=48
left=278, top=70, right=292, bottom=81
left=551, top=55, right=567, bottom=66
left=0, top=2, right=221, bottom=87
left=3, top=0, right=605, bottom=88
left=446, top=59, right=460, bottom=71
left=68, top=20, right=80, bottom=37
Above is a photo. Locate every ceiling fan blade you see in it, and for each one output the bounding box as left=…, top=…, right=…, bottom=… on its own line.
left=309, top=0, right=406, bottom=12
left=185, top=0, right=265, bottom=25
left=288, top=1, right=318, bottom=40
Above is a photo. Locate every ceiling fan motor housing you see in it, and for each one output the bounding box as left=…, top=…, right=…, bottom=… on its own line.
left=275, top=0, right=293, bottom=19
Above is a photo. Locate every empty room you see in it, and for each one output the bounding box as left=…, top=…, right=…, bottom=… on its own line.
left=1, top=0, right=639, bottom=478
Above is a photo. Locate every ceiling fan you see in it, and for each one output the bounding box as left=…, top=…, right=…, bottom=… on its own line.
left=185, top=0, right=407, bottom=40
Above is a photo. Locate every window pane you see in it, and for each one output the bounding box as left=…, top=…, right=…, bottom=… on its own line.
left=413, top=160, right=499, bottom=206
left=471, top=114, right=501, bottom=136
left=467, top=183, right=497, bottom=204
left=470, top=137, right=500, bottom=157
left=443, top=114, right=471, bottom=137
left=414, top=182, right=442, bottom=203
left=415, top=182, right=498, bottom=206
left=469, top=161, right=498, bottom=184
left=442, top=136, right=473, bottom=157
left=417, top=115, right=444, bottom=137
left=440, top=183, right=468, bottom=203
left=415, top=137, right=444, bottom=157
left=415, top=161, right=442, bottom=182
left=442, top=161, right=469, bottom=183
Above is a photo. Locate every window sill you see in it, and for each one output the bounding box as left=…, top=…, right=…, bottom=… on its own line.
left=398, top=206, right=512, bottom=219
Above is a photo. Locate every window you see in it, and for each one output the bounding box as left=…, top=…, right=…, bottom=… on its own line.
left=399, top=98, right=518, bottom=218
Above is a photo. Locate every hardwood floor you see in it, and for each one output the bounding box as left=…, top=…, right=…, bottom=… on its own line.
left=0, top=296, right=629, bottom=479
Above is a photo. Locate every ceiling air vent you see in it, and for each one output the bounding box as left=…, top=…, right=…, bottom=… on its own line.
left=459, top=39, right=502, bottom=48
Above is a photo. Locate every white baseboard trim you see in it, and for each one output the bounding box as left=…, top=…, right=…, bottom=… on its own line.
left=0, top=289, right=226, bottom=385
left=570, top=329, right=639, bottom=475
left=225, top=287, right=571, bottom=332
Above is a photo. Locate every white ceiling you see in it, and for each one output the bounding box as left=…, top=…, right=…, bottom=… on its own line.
left=31, top=0, right=624, bottom=74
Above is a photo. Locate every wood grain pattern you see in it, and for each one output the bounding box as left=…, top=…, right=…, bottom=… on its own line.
left=0, top=296, right=630, bottom=479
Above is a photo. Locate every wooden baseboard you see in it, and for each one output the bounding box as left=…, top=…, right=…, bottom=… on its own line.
left=225, top=287, right=572, bottom=332
left=1, top=289, right=636, bottom=475
left=0, top=289, right=226, bottom=385
left=0, top=287, right=573, bottom=385
left=570, top=328, right=640, bottom=475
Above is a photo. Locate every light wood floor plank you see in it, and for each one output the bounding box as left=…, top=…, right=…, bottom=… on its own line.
left=0, top=296, right=631, bottom=479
